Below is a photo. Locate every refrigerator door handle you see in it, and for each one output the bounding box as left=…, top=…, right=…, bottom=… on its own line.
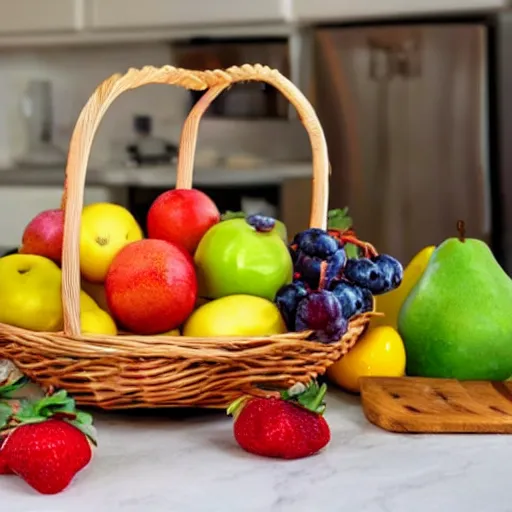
left=368, top=35, right=422, bottom=80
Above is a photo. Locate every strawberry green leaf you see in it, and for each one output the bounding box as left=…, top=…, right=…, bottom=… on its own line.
left=0, top=387, right=98, bottom=447
left=75, top=410, right=94, bottom=426
left=0, top=376, right=30, bottom=398
left=9, top=389, right=76, bottom=426
left=31, top=389, right=75, bottom=417
left=0, top=403, right=12, bottom=430
left=226, top=395, right=250, bottom=420
left=68, top=416, right=98, bottom=446
left=280, top=381, right=328, bottom=415
left=12, top=400, right=40, bottom=422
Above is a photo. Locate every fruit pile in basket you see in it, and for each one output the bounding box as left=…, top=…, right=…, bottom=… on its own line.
left=0, top=188, right=403, bottom=343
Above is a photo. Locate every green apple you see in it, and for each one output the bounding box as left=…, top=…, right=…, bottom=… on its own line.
left=194, top=218, right=293, bottom=301
left=274, top=220, right=288, bottom=243
left=221, top=211, right=288, bottom=243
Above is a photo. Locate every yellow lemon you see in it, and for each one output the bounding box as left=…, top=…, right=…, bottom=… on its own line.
left=183, top=295, right=286, bottom=337
left=79, top=203, right=143, bottom=283
left=327, top=326, right=406, bottom=393
left=157, top=329, right=181, bottom=336
left=80, top=290, right=100, bottom=312
left=81, top=308, right=117, bottom=335
left=371, top=246, right=436, bottom=329
left=81, top=278, right=111, bottom=313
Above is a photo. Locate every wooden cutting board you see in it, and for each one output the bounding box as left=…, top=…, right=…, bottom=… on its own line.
left=359, top=376, right=512, bottom=434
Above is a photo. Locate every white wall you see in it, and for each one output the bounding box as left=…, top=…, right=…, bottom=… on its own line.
left=0, top=42, right=312, bottom=169
left=0, top=42, right=188, bottom=168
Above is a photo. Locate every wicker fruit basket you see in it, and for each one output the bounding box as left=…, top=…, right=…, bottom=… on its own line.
left=0, top=64, right=372, bottom=409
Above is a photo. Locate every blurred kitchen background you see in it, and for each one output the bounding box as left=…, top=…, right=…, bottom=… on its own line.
left=1, top=0, right=512, bottom=271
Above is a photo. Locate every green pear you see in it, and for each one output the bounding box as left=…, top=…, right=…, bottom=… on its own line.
left=398, top=232, right=512, bottom=381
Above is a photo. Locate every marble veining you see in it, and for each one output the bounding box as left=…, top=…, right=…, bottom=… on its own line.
left=2, top=391, right=511, bottom=512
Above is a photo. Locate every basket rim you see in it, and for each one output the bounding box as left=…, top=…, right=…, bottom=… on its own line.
left=0, top=313, right=372, bottom=360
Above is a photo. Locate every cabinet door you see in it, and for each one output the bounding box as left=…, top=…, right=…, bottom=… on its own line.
left=293, top=0, right=506, bottom=22
left=87, top=0, right=285, bottom=30
left=0, top=0, right=81, bottom=34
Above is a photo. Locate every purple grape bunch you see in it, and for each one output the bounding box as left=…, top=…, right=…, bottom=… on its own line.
left=274, top=227, right=403, bottom=344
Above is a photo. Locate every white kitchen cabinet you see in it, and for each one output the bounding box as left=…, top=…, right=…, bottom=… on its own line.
left=0, top=0, right=82, bottom=34
left=0, top=186, right=122, bottom=250
left=86, top=0, right=286, bottom=30
left=292, top=0, right=507, bottom=21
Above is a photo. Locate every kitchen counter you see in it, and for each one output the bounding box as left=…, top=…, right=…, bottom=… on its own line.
left=1, top=390, right=510, bottom=512
left=0, top=163, right=312, bottom=189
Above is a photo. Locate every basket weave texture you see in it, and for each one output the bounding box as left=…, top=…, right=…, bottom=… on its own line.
left=0, top=64, right=371, bottom=409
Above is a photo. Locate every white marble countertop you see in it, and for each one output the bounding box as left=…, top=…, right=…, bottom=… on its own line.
left=1, top=390, right=511, bottom=512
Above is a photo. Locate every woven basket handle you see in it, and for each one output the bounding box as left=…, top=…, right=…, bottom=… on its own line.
left=61, top=64, right=329, bottom=337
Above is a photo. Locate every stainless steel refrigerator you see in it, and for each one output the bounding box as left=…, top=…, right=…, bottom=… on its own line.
left=311, top=23, right=492, bottom=266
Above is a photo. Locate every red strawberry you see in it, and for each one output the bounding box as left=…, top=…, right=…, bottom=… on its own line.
left=228, top=382, right=331, bottom=460
left=0, top=388, right=97, bottom=493
left=0, top=444, right=12, bottom=475
left=1, top=419, right=92, bottom=494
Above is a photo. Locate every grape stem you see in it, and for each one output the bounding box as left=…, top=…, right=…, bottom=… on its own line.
left=328, top=228, right=356, bottom=238
left=329, top=230, right=379, bottom=258
left=318, top=261, right=328, bottom=290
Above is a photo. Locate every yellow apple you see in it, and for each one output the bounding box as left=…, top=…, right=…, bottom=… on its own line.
left=0, top=254, right=64, bottom=331
left=81, top=308, right=117, bottom=335
left=79, top=203, right=143, bottom=283
left=0, top=253, right=118, bottom=333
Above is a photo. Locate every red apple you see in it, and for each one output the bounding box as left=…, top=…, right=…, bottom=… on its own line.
left=19, top=209, right=64, bottom=264
left=147, top=189, right=220, bottom=254
left=105, top=239, right=197, bottom=335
